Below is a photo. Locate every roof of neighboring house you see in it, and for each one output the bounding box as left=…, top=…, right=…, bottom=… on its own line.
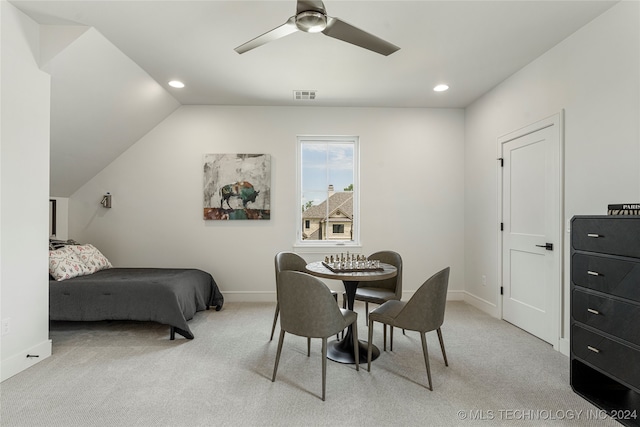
left=303, top=228, right=321, bottom=240
left=302, top=192, right=353, bottom=220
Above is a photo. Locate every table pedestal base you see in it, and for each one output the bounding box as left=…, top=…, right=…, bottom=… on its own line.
left=327, top=338, right=379, bottom=364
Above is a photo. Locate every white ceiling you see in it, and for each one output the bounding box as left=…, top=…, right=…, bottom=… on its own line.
left=10, top=0, right=618, bottom=195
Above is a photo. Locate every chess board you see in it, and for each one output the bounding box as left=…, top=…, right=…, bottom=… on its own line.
left=321, top=261, right=383, bottom=273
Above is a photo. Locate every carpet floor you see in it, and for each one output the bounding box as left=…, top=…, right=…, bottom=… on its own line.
left=0, top=301, right=619, bottom=426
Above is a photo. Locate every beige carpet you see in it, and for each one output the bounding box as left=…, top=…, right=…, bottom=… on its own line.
left=0, top=301, right=618, bottom=426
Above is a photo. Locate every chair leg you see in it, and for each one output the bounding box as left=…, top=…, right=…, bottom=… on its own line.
left=341, top=298, right=346, bottom=340
left=307, top=337, right=311, bottom=357
left=390, top=326, right=394, bottom=352
left=270, top=303, right=279, bottom=341
left=338, top=293, right=347, bottom=340
left=365, top=302, right=369, bottom=323
left=420, top=332, right=433, bottom=391
left=437, top=327, right=449, bottom=366
left=272, top=329, right=285, bottom=382
left=352, top=320, right=360, bottom=372
left=367, top=319, right=374, bottom=372
left=383, top=325, right=387, bottom=351
left=333, top=293, right=340, bottom=340
left=321, top=337, right=327, bottom=401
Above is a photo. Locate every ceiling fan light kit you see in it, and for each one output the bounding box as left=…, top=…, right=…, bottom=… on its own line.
left=234, top=0, right=399, bottom=56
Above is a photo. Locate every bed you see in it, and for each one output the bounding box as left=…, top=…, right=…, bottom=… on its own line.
left=48, top=242, right=224, bottom=339
left=50, top=268, right=224, bottom=339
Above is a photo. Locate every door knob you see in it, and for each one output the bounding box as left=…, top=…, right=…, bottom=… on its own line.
left=536, top=243, right=553, bottom=251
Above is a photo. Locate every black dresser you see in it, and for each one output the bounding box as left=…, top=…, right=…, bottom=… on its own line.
left=571, top=216, right=640, bottom=426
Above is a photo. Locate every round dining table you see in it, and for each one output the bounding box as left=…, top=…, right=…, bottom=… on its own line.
left=305, top=260, right=398, bottom=364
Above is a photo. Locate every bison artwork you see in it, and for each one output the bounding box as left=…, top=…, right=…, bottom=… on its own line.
left=220, top=181, right=260, bottom=209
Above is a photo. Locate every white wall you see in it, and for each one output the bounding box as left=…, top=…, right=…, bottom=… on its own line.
left=464, top=1, right=639, bottom=352
left=0, top=1, right=52, bottom=381
left=69, top=106, right=466, bottom=301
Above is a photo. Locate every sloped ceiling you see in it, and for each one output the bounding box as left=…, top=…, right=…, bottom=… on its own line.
left=41, top=26, right=180, bottom=196
left=11, top=0, right=619, bottom=197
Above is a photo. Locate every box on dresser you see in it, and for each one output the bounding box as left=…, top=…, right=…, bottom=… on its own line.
left=608, top=204, right=640, bottom=216
left=571, top=215, right=640, bottom=426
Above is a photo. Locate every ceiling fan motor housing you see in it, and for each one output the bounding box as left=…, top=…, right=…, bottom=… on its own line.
left=296, top=11, right=327, bottom=33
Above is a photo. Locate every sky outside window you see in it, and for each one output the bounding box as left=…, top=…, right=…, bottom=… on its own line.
left=301, top=142, right=354, bottom=208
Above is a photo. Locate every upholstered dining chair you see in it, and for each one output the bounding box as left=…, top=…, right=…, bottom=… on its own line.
left=343, top=250, right=403, bottom=348
left=272, top=251, right=339, bottom=349
left=272, top=270, right=359, bottom=401
left=367, top=266, right=450, bottom=391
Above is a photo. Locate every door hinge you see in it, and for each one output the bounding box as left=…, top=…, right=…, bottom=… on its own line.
left=500, top=222, right=504, bottom=231
left=500, top=286, right=504, bottom=295
left=497, top=157, right=504, bottom=167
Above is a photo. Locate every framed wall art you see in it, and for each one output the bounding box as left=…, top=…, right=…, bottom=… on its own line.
left=203, top=153, right=271, bottom=220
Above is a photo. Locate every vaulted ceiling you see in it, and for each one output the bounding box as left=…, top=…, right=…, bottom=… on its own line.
left=11, top=0, right=618, bottom=196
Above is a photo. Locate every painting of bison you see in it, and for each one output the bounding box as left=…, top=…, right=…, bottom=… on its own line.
left=203, top=154, right=271, bottom=220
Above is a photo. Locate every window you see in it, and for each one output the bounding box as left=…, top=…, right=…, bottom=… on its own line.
left=296, top=135, right=359, bottom=246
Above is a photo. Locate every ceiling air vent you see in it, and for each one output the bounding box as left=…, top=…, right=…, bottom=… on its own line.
left=294, top=90, right=317, bottom=101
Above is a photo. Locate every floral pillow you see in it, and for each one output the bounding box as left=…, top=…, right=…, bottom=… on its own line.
left=49, top=247, right=91, bottom=281
left=68, top=244, right=112, bottom=273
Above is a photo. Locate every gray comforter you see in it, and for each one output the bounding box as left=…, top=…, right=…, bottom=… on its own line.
left=49, top=268, right=224, bottom=339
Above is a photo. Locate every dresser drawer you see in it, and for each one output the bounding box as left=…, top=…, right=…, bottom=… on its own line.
left=572, top=253, right=640, bottom=304
left=572, top=324, right=640, bottom=391
left=572, top=217, right=640, bottom=258
left=572, top=289, right=640, bottom=346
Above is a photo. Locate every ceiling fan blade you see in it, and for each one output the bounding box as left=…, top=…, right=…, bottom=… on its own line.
left=296, top=0, right=326, bottom=15
left=235, top=16, right=299, bottom=54
left=322, top=16, right=400, bottom=56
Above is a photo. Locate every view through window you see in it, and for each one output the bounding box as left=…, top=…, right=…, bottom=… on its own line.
left=297, top=136, right=359, bottom=244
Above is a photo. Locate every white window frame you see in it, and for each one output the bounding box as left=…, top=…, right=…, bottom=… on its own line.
left=295, top=135, right=360, bottom=249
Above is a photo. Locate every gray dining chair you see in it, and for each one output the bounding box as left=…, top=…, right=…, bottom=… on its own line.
left=272, top=270, right=359, bottom=401
left=272, top=251, right=340, bottom=350
left=343, top=250, right=403, bottom=348
left=367, top=266, right=450, bottom=391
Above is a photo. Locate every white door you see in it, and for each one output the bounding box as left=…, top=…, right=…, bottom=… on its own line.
left=500, top=115, right=562, bottom=346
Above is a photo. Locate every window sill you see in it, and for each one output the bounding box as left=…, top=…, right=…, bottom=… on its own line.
left=293, top=242, right=362, bottom=254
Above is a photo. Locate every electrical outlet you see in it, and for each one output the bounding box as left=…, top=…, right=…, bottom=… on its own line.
left=1, top=318, right=10, bottom=335
left=481, top=275, right=487, bottom=286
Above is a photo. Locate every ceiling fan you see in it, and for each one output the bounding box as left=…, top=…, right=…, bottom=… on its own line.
left=234, top=0, right=400, bottom=56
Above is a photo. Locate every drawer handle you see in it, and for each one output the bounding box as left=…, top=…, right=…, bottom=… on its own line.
left=587, top=233, right=602, bottom=238
left=587, top=270, right=601, bottom=276
left=587, top=308, right=600, bottom=315
left=587, top=346, right=600, bottom=353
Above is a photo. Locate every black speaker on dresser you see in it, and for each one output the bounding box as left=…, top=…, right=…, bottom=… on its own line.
left=571, top=216, right=640, bottom=426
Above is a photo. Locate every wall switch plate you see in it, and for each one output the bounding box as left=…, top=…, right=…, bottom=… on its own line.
left=482, top=275, right=487, bottom=286
left=1, top=318, right=10, bottom=335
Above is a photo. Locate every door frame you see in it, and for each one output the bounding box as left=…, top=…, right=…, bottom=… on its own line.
left=496, top=111, right=564, bottom=350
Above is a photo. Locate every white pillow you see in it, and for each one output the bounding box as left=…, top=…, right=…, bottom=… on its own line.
left=68, top=244, right=112, bottom=273
left=49, top=246, right=91, bottom=281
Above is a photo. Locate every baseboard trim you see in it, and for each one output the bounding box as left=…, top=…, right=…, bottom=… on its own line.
left=222, top=291, right=276, bottom=303
left=557, top=337, right=569, bottom=356
left=463, top=291, right=500, bottom=318
left=1, top=339, right=52, bottom=382
left=223, top=290, right=466, bottom=303
left=446, top=290, right=465, bottom=301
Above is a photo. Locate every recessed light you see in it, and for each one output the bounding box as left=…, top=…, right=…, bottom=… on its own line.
left=168, top=80, right=185, bottom=89
left=434, top=84, right=449, bottom=92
